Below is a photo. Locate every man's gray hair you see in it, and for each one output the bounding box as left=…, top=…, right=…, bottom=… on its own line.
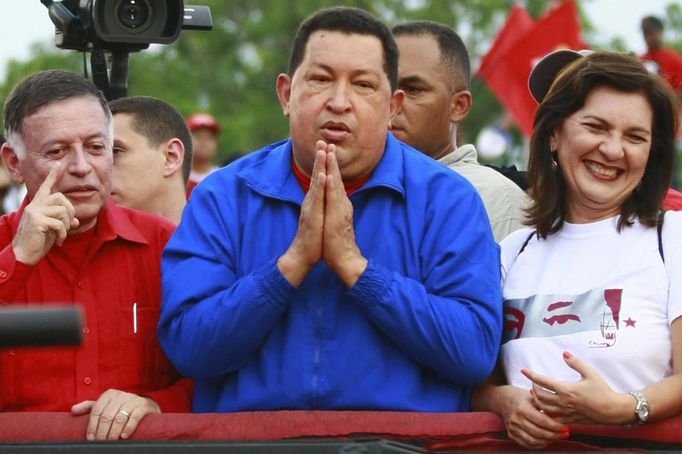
left=3, top=70, right=112, bottom=159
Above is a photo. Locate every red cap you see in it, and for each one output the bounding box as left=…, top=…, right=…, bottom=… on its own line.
left=187, top=113, right=221, bottom=134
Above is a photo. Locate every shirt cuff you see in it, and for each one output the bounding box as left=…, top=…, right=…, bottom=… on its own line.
left=253, top=257, right=298, bottom=309
left=347, top=259, right=392, bottom=313
left=143, top=378, right=194, bottom=413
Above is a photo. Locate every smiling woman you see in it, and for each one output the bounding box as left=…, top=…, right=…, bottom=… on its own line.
left=471, top=50, right=682, bottom=450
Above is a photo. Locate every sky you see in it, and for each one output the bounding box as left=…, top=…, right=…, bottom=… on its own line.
left=0, top=0, right=676, bottom=81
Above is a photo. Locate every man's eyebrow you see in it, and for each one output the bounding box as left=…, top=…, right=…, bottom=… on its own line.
left=38, top=132, right=108, bottom=149
left=308, top=62, right=381, bottom=77
left=398, top=75, right=425, bottom=85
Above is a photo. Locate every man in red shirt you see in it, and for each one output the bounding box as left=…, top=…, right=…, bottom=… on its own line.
left=185, top=113, right=221, bottom=196
left=0, top=71, right=191, bottom=440
left=641, top=16, right=682, bottom=191
left=641, top=16, right=682, bottom=92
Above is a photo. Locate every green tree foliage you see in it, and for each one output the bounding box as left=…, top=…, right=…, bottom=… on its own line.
left=2, top=0, right=540, bottom=161
left=2, top=1, right=680, bottom=164
left=126, top=0, right=539, bottom=161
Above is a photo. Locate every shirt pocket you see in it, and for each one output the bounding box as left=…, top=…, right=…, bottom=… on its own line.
left=117, top=305, right=163, bottom=392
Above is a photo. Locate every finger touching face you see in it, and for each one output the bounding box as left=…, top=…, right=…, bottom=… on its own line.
left=18, top=96, right=113, bottom=230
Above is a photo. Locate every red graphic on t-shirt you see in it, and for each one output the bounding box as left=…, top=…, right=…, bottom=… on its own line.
left=504, top=307, right=526, bottom=340
left=543, top=300, right=581, bottom=326
left=604, top=289, right=622, bottom=329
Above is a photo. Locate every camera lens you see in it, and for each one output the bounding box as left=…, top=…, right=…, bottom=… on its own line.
left=116, top=0, right=151, bottom=29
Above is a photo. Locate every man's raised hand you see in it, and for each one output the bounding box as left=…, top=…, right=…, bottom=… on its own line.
left=277, top=141, right=328, bottom=287
left=12, top=163, right=79, bottom=265
left=322, top=144, right=367, bottom=287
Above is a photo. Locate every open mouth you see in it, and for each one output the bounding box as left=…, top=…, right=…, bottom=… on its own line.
left=584, top=160, right=621, bottom=180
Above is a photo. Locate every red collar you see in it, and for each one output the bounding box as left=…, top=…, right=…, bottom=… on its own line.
left=291, top=160, right=370, bottom=196
left=14, top=196, right=149, bottom=245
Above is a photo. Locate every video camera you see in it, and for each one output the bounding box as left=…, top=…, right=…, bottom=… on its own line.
left=41, top=0, right=213, bottom=99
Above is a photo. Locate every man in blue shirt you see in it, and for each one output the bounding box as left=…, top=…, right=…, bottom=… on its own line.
left=159, top=6, right=502, bottom=413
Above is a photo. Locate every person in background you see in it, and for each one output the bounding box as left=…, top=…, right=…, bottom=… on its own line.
left=0, top=70, right=192, bottom=440
left=0, top=134, right=26, bottom=215
left=391, top=20, right=530, bottom=242
left=641, top=15, right=682, bottom=190
left=472, top=50, right=682, bottom=448
left=186, top=113, right=221, bottom=195
left=641, top=16, right=682, bottom=92
left=109, top=96, right=193, bottom=224
left=160, top=6, right=501, bottom=413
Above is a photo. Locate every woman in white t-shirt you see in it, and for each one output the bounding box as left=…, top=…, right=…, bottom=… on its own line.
left=472, top=50, right=682, bottom=449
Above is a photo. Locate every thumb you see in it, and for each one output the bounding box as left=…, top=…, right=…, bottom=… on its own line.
left=562, top=351, right=593, bottom=379
left=71, top=400, right=95, bottom=415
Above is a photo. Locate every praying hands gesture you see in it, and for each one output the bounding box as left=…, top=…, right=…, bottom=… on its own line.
left=278, top=140, right=367, bottom=288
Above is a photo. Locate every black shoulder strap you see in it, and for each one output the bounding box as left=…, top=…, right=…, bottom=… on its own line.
left=517, top=216, right=665, bottom=263
left=657, top=210, right=666, bottom=263
left=517, top=230, right=536, bottom=257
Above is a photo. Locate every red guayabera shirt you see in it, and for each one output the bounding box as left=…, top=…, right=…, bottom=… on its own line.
left=0, top=200, right=192, bottom=412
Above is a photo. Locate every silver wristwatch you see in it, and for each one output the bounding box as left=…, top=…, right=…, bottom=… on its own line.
left=629, top=391, right=651, bottom=426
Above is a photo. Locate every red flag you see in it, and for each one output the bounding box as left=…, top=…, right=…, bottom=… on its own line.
left=478, top=5, right=535, bottom=80
left=479, top=1, right=587, bottom=137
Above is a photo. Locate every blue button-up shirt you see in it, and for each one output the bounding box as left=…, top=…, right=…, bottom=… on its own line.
left=160, top=134, right=502, bottom=412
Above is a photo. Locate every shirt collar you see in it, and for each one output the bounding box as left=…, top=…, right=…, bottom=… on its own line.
left=97, top=200, right=150, bottom=245
left=14, top=196, right=148, bottom=245
left=438, top=143, right=478, bottom=166
left=238, top=134, right=407, bottom=204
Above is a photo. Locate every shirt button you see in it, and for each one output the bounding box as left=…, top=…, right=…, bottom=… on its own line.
left=82, top=327, right=90, bottom=335
left=83, top=377, right=92, bottom=385
left=0, top=270, right=7, bottom=279
left=77, top=281, right=85, bottom=289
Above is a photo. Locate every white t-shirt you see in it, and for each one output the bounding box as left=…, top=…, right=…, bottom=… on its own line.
left=500, top=213, right=682, bottom=393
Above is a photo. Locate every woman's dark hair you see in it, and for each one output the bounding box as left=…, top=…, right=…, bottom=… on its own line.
left=527, top=51, right=679, bottom=237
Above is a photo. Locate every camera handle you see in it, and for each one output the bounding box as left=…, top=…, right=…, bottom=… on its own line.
left=91, top=49, right=129, bottom=101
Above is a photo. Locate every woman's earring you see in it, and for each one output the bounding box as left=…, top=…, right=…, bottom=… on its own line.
left=550, top=148, right=558, bottom=171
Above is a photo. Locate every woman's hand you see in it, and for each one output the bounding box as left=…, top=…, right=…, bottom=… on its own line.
left=522, top=351, right=634, bottom=425
left=497, top=384, right=568, bottom=449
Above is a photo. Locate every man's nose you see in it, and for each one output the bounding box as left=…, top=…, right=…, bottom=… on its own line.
left=66, top=147, right=92, bottom=175
left=326, top=83, right=352, bottom=112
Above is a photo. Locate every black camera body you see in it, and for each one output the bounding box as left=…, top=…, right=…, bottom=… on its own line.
left=47, top=0, right=212, bottom=52
left=42, top=0, right=212, bottom=99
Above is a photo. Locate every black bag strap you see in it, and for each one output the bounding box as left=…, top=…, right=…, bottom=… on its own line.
left=657, top=210, right=666, bottom=263
left=518, top=212, right=665, bottom=263
left=517, top=230, right=536, bottom=257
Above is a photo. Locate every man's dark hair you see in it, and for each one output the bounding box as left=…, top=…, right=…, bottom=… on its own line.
left=3, top=70, right=110, bottom=145
left=392, top=20, right=471, bottom=90
left=109, top=96, right=194, bottom=185
left=528, top=51, right=678, bottom=237
left=642, top=16, right=664, bottom=34
left=287, top=7, right=399, bottom=91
